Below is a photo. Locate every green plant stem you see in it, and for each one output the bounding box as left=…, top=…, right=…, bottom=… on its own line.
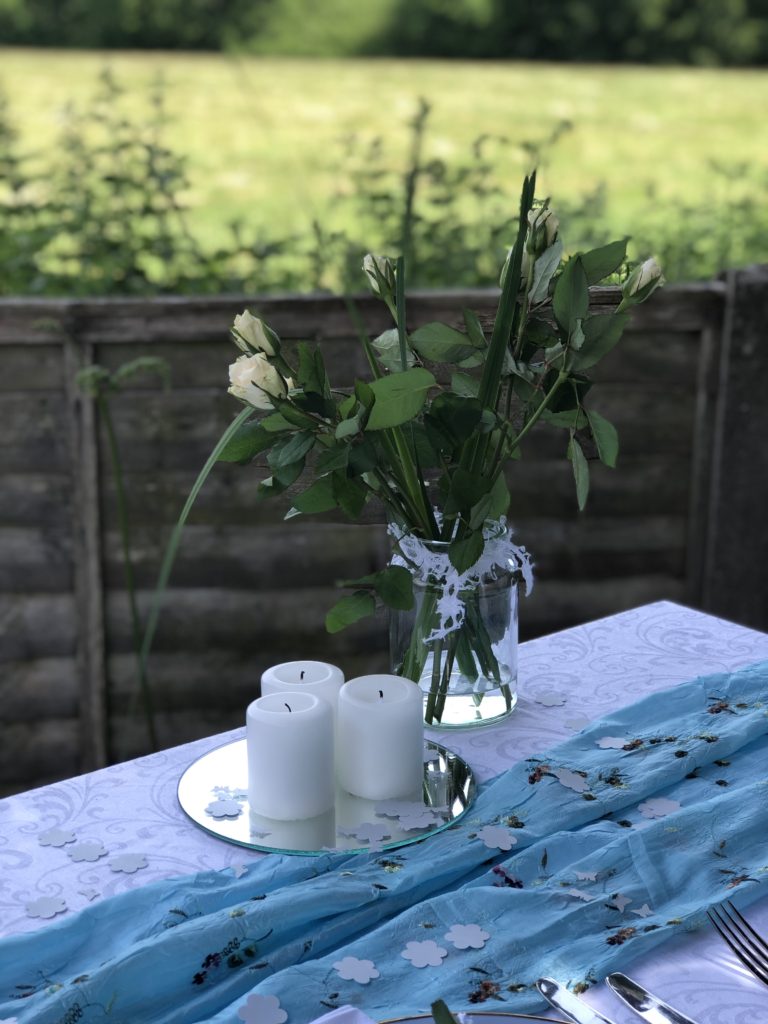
left=139, top=407, right=253, bottom=685
left=98, top=393, right=158, bottom=751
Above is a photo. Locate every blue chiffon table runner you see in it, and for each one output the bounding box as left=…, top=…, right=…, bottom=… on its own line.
left=1, top=661, right=767, bottom=1023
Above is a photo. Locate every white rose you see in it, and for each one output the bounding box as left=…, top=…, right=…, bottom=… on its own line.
left=231, top=310, right=279, bottom=356
left=623, top=257, right=664, bottom=302
left=526, top=206, right=559, bottom=256
left=362, top=253, right=396, bottom=297
left=228, top=353, right=287, bottom=410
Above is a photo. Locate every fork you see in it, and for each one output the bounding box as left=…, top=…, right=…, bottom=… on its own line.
left=707, top=900, right=768, bottom=987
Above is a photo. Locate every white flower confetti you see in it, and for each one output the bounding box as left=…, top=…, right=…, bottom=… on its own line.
left=78, top=888, right=100, bottom=902
left=109, top=853, right=148, bottom=874
left=333, top=956, right=380, bottom=984
left=638, top=797, right=681, bottom=819
left=399, top=810, right=440, bottom=831
left=26, top=896, right=67, bottom=920
left=596, top=736, right=627, bottom=750
left=631, top=903, right=654, bottom=918
left=564, top=888, right=594, bottom=902
left=401, top=939, right=448, bottom=968
left=374, top=800, right=426, bottom=818
left=575, top=870, right=598, bottom=881
left=232, top=864, right=248, bottom=879
left=608, top=894, right=633, bottom=912
left=444, top=923, right=490, bottom=950
left=535, top=692, right=567, bottom=707
left=67, top=841, right=107, bottom=863
left=37, top=827, right=76, bottom=848
left=236, top=994, right=287, bottom=1024
left=205, top=799, right=243, bottom=819
left=565, top=716, right=591, bottom=732
left=553, top=768, right=590, bottom=793
left=476, top=825, right=518, bottom=851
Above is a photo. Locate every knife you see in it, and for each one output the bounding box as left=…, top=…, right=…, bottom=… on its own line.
left=606, top=973, right=698, bottom=1024
left=537, top=978, right=618, bottom=1024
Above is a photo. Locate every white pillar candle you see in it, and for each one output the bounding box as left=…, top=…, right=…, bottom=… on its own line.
left=246, top=692, right=334, bottom=821
left=260, top=660, right=345, bottom=712
left=337, top=674, right=424, bottom=800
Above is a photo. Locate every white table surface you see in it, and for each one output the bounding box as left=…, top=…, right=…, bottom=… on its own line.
left=2, top=599, right=768, bottom=1024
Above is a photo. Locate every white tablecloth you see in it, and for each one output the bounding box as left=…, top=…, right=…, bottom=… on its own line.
left=2, top=599, right=768, bottom=1023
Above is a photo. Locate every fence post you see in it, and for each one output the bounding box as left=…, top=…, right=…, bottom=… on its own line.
left=702, top=264, right=768, bottom=632
left=63, top=320, right=109, bottom=771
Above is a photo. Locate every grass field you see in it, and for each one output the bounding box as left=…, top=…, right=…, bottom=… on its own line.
left=2, top=48, right=768, bottom=275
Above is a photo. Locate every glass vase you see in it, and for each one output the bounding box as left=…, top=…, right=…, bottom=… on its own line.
left=389, top=527, right=523, bottom=729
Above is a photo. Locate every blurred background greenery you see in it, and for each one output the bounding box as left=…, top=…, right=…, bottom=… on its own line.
left=1, top=0, right=767, bottom=295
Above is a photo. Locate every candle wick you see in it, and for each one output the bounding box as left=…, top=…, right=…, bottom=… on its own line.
left=285, top=702, right=292, bottom=713
left=379, top=689, right=383, bottom=699
left=300, top=671, right=305, bottom=681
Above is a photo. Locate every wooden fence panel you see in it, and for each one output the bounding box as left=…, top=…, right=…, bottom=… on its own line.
left=2, top=272, right=766, bottom=794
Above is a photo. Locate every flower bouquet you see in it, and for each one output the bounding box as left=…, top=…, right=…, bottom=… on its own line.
left=216, top=171, right=662, bottom=726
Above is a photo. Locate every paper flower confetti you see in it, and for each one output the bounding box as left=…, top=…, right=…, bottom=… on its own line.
left=399, top=810, right=440, bottom=831
left=109, top=853, right=148, bottom=874
left=564, top=889, right=594, bottom=902
left=638, top=797, right=681, bottom=819
left=338, top=823, right=391, bottom=844
left=232, top=864, right=248, bottom=879
left=476, top=825, right=518, bottom=851
left=78, top=888, right=100, bottom=902
left=596, top=736, right=627, bottom=750
left=401, top=940, right=448, bottom=968
left=631, top=903, right=654, bottom=918
left=37, top=827, right=76, bottom=848
left=67, top=841, right=107, bottom=863
left=205, top=799, right=243, bottom=819
left=374, top=800, right=426, bottom=818
left=553, top=768, right=590, bottom=793
left=575, top=870, right=598, bottom=881
left=236, top=994, right=287, bottom=1024
left=565, top=716, right=591, bottom=732
left=608, top=894, right=633, bottom=912
left=26, top=896, right=67, bottom=920
left=535, top=692, right=567, bottom=707
left=444, top=924, right=490, bottom=950
left=333, top=956, right=381, bottom=984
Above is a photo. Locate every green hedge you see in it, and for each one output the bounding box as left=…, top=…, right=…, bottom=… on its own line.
left=1, top=0, right=768, bottom=65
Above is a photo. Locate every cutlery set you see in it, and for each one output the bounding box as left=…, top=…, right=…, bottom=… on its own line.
left=536, top=900, right=766, bottom=1024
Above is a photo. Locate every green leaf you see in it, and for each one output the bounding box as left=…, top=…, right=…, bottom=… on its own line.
left=354, top=379, right=375, bottom=409
left=325, top=591, right=376, bottom=634
left=348, top=437, right=379, bottom=475
left=541, top=408, right=589, bottom=429
left=372, top=328, right=415, bottom=373
left=409, top=322, right=480, bottom=364
left=587, top=408, right=619, bottom=467
left=336, top=415, right=362, bottom=440
left=316, top=444, right=350, bottom=475
left=580, top=238, right=628, bottom=285
left=431, top=1000, right=460, bottom=1024
left=365, top=367, right=435, bottom=431
left=449, top=530, right=484, bottom=573
left=267, top=431, right=315, bottom=470
left=216, top=421, right=274, bottom=463
left=553, top=255, right=589, bottom=334
left=287, top=475, right=337, bottom=516
left=424, top=393, right=483, bottom=451
left=571, top=313, right=630, bottom=370
left=469, top=493, right=494, bottom=531
left=529, top=237, right=563, bottom=304
left=296, top=341, right=325, bottom=395
left=462, top=308, right=488, bottom=351
left=450, top=372, right=480, bottom=398
left=445, top=468, right=489, bottom=515
left=373, top=565, right=414, bottom=611
left=332, top=473, right=367, bottom=519
left=487, top=472, right=511, bottom=520
left=260, top=413, right=295, bottom=433
left=568, top=435, right=590, bottom=510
